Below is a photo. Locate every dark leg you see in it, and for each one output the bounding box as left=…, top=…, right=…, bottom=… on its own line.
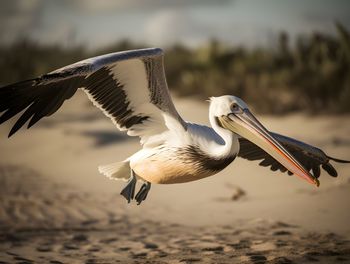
left=135, top=181, right=151, bottom=205
left=120, top=170, right=137, bottom=203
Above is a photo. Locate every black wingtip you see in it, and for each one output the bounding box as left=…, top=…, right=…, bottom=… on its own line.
left=8, top=127, right=18, bottom=138
left=8, top=122, right=24, bottom=138
left=312, top=166, right=321, bottom=178
left=322, top=163, right=338, bottom=177
left=327, top=155, right=350, bottom=163
left=8, top=131, right=16, bottom=138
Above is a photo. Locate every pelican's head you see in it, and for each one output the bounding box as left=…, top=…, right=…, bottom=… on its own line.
left=209, top=95, right=319, bottom=187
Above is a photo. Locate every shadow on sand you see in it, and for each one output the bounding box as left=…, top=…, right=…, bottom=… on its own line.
left=81, top=130, right=133, bottom=147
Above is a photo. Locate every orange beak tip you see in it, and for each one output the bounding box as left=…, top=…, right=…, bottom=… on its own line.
left=315, top=178, right=320, bottom=187
left=309, top=177, right=320, bottom=187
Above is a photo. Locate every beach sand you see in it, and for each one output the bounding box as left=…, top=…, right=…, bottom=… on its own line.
left=1, top=92, right=350, bottom=263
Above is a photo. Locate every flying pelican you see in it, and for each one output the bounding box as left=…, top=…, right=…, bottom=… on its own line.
left=1, top=48, right=349, bottom=205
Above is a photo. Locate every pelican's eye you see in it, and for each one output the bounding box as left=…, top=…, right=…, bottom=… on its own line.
left=230, top=103, right=242, bottom=113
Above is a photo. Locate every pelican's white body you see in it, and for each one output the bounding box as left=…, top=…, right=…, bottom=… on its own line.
left=90, top=55, right=244, bottom=185
left=101, top=115, right=240, bottom=184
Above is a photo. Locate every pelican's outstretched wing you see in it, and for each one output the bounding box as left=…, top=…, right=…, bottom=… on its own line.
left=0, top=48, right=186, bottom=143
left=238, top=132, right=350, bottom=178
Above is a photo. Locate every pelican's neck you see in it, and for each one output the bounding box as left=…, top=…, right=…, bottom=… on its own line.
left=208, top=115, right=239, bottom=158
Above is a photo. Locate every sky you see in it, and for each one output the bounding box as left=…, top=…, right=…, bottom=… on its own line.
left=1, top=0, right=350, bottom=50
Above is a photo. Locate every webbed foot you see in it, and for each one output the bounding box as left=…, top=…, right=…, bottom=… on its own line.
left=120, top=170, right=137, bottom=203
left=135, top=182, right=151, bottom=205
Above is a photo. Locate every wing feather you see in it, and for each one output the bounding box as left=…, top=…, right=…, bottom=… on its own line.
left=238, top=132, right=350, bottom=178
left=0, top=48, right=186, bottom=143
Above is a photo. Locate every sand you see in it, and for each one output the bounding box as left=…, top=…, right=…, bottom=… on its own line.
left=0, top=92, right=350, bottom=263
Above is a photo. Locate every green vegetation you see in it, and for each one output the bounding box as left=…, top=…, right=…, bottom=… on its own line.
left=1, top=24, right=350, bottom=114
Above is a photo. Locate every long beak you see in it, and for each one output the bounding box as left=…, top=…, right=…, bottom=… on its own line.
left=219, top=110, right=319, bottom=186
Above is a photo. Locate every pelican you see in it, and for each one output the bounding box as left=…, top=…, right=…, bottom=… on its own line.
left=1, top=48, right=349, bottom=205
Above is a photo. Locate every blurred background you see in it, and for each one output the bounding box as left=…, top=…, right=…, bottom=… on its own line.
left=1, top=1, right=350, bottom=262
left=1, top=0, right=350, bottom=114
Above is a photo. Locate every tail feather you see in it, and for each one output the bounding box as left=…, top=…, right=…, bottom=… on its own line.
left=98, top=161, right=130, bottom=181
